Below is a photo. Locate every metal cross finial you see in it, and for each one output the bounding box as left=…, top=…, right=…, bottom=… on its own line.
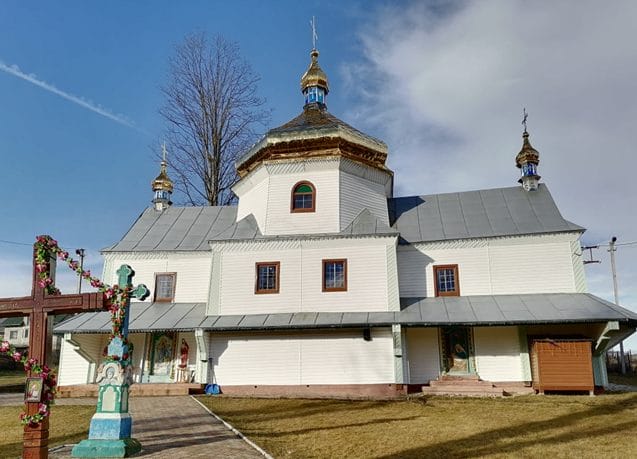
left=161, top=142, right=167, bottom=162
left=522, top=108, right=529, bottom=133
left=310, top=16, right=318, bottom=50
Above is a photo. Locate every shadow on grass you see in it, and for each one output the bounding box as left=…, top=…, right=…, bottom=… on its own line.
left=0, top=430, right=89, bottom=459
left=378, top=394, right=637, bottom=458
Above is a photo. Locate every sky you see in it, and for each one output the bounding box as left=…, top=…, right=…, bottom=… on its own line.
left=1, top=0, right=636, bottom=349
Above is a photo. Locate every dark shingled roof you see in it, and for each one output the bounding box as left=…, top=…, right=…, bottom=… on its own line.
left=54, top=293, right=637, bottom=334
left=389, top=184, right=583, bottom=244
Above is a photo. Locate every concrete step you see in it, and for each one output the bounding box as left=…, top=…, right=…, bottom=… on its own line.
left=422, top=385, right=504, bottom=396
left=430, top=379, right=495, bottom=387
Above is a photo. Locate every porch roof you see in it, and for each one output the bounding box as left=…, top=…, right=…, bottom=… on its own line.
left=54, top=293, right=637, bottom=334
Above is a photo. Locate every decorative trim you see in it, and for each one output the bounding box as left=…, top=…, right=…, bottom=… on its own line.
left=322, top=259, right=347, bottom=292
left=154, top=273, right=176, bottom=302
left=433, top=264, right=460, bottom=297
left=255, top=262, right=280, bottom=294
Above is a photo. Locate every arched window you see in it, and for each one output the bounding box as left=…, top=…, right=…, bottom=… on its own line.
left=291, top=181, right=316, bottom=213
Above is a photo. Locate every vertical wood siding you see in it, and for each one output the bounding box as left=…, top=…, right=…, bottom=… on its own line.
left=218, top=242, right=391, bottom=314
left=265, top=170, right=339, bottom=235
left=398, top=234, right=582, bottom=298
left=474, top=326, right=524, bottom=381
left=58, top=333, right=107, bottom=385
left=339, top=171, right=389, bottom=229
left=208, top=329, right=394, bottom=385
left=405, top=328, right=440, bottom=383
left=104, top=254, right=211, bottom=303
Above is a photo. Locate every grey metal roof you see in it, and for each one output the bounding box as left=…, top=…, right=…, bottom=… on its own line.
left=103, top=207, right=239, bottom=252
left=54, top=294, right=637, bottom=334
left=389, top=184, right=584, bottom=244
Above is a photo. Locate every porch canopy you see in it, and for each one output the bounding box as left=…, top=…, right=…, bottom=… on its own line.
left=54, top=293, right=637, bottom=334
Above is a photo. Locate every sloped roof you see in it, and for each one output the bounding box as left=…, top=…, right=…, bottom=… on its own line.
left=339, top=209, right=397, bottom=237
left=389, top=184, right=583, bottom=244
left=103, top=206, right=239, bottom=252
left=54, top=293, right=637, bottom=334
left=236, top=104, right=388, bottom=172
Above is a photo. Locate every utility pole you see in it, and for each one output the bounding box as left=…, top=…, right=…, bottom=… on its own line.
left=608, top=237, right=626, bottom=374
left=75, top=248, right=85, bottom=294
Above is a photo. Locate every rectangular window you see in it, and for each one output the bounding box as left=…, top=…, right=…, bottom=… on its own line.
left=323, top=259, right=347, bottom=292
left=154, top=273, right=176, bottom=302
left=255, top=262, right=280, bottom=294
left=434, top=265, right=459, bottom=297
left=24, top=329, right=28, bottom=338
left=9, top=330, right=18, bottom=340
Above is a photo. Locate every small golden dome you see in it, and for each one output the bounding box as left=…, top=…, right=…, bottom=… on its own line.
left=515, top=131, right=540, bottom=168
left=300, top=49, right=329, bottom=94
left=152, top=160, right=173, bottom=193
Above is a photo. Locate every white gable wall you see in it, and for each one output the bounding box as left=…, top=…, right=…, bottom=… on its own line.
left=209, top=329, right=394, bottom=385
left=102, top=252, right=211, bottom=303
left=58, top=333, right=107, bottom=385
left=397, top=232, right=584, bottom=297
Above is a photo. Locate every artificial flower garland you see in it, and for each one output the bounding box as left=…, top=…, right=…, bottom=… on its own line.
left=5, top=235, right=134, bottom=426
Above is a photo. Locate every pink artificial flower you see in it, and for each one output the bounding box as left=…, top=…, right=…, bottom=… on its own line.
left=58, top=251, right=69, bottom=260
left=37, top=279, right=47, bottom=288
left=12, top=351, right=22, bottom=361
left=38, top=403, right=48, bottom=415
left=48, top=239, right=57, bottom=247
left=91, top=278, right=103, bottom=288
left=0, top=341, right=9, bottom=352
left=35, top=263, right=47, bottom=273
left=104, top=289, right=115, bottom=300
left=69, top=261, right=79, bottom=270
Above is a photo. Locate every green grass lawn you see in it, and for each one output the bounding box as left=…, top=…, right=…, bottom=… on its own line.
left=198, top=393, right=637, bottom=458
left=0, top=369, right=26, bottom=387
left=0, top=405, right=93, bottom=458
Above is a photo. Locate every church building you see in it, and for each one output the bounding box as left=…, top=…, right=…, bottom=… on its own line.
left=56, top=47, right=637, bottom=397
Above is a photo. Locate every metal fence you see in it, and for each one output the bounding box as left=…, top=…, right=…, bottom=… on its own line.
left=606, top=350, right=635, bottom=373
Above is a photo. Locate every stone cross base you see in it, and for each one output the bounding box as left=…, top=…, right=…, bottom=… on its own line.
left=72, top=362, right=140, bottom=458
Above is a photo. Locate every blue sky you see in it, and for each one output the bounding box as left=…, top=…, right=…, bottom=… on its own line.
left=1, top=1, right=636, bottom=349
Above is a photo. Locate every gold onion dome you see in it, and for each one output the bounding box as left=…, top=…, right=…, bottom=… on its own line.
left=515, top=131, right=540, bottom=168
left=300, top=49, right=329, bottom=94
left=152, top=160, right=173, bottom=193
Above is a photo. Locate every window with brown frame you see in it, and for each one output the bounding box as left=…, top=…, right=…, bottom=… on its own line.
left=291, top=181, right=316, bottom=213
left=255, top=262, right=280, bottom=294
left=434, top=265, right=459, bottom=297
left=323, top=259, right=347, bottom=292
left=154, top=273, right=176, bottom=302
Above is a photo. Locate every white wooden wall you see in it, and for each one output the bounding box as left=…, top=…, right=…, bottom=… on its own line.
left=398, top=232, right=584, bottom=297
left=208, top=329, right=394, bottom=385
left=103, top=253, right=211, bottom=303
left=473, top=326, right=524, bottom=381
left=233, top=158, right=391, bottom=236
left=405, top=328, right=440, bottom=383
left=58, top=333, right=107, bottom=385
left=214, top=237, right=397, bottom=314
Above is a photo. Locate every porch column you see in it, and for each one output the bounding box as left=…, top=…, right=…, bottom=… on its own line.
left=194, top=329, right=210, bottom=383
left=392, top=324, right=406, bottom=384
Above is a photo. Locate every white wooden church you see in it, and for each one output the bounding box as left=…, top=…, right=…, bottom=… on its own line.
left=56, top=47, right=636, bottom=396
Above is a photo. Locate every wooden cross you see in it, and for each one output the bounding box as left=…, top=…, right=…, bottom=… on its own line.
left=0, top=238, right=105, bottom=459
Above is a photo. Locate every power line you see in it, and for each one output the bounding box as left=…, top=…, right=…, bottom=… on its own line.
left=0, top=238, right=32, bottom=247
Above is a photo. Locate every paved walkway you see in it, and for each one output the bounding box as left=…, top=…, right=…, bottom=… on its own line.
left=1, top=395, right=265, bottom=458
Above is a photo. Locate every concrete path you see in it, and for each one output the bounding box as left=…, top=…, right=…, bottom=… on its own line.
left=1, top=394, right=265, bottom=458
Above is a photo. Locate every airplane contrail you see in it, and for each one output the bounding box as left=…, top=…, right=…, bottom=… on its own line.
left=0, top=59, right=138, bottom=130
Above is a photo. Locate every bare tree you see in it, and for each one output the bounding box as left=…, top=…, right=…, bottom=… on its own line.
left=160, top=33, right=269, bottom=206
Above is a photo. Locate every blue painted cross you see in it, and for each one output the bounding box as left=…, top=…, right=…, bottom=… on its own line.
left=106, top=265, right=149, bottom=361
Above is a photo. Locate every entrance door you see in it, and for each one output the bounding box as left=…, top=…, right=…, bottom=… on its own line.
left=442, top=327, right=473, bottom=374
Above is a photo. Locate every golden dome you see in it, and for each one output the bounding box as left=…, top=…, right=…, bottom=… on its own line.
left=515, top=131, right=540, bottom=168
left=152, top=160, right=173, bottom=193
left=300, top=49, right=329, bottom=94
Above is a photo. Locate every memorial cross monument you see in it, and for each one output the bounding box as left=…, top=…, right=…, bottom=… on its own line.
left=72, top=264, right=149, bottom=458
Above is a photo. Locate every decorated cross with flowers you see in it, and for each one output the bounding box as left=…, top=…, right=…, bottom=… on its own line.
left=0, top=235, right=146, bottom=459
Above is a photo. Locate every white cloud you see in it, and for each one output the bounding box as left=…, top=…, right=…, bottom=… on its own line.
left=347, top=0, right=637, bottom=349
left=0, top=59, right=139, bottom=130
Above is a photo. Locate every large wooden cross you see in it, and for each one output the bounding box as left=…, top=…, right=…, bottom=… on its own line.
left=0, top=238, right=106, bottom=459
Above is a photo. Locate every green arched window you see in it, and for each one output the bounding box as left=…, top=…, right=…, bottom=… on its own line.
left=291, top=181, right=316, bottom=212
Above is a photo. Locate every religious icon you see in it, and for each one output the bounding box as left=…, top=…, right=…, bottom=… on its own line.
left=179, top=339, right=189, bottom=369
left=25, top=377, right=44, bottom=402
